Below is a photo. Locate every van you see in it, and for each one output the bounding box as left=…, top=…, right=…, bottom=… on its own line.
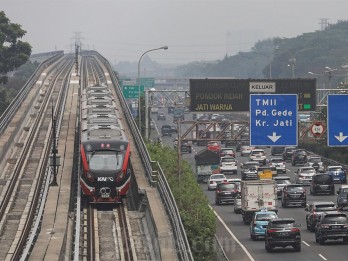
left=310, top=174, right=335, bottom=195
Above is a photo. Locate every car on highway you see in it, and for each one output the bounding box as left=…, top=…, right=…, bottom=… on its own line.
left=265, top=218, right=301, bottom=252
left=157, top=112, right=166, bottom=120
left=240, top=145, right=253, bottom=156
left=310, top=173, right=335, bottom=195
left=281, top=184, right=307, bottom=208
left=215, top=182, right=238, bottom=205
left=273, top=176, right=291, bottom=199
left=219, top=156, right=238, bottom=175
left=179, top=142, right=192, bottom=154
left=268, top=158, right=286, bottom=174
left=314, top=211, right=348, bottom=245
left=250, top=209, right=278, bottom=240
left=170, top=125, right=178, bottom=133
left=161, top=125, right=172, bottom=137
left=271, top=146, right=285, bottom=156
left=294, top=166, right=316, bottom=186
left=207, top=174, right=227, bottom=190
left=227, top=178, right=241, bottom=190
left=306, top=156, right=325, bottom=173
left=240, top=161, right=259, bottom=180
left=249, top=149, right=267, bottom=165
left=282, top=146, right=296, bottom=162
left=337, top=185, right=348, bottom=210
left=219, top=148, right=235, bottom=158
left=207, top=141, right=221, bottom=153
left=291, top=149, right=308, bottom=166
left=305, top=201, right=337, bottom=231
left=326, top=165, right=347, bottom=184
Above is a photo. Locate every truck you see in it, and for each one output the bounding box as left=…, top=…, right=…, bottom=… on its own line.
left=240, top=179, right=278, bottom=224
left=194, top=149, right=220, bottom=182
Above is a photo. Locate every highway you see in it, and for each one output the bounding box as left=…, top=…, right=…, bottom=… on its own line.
left=152, top=110, right=348, bottom=261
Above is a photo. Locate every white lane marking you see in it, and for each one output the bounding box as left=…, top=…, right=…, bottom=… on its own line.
left=209, top=206, right=255, bottom=261
left=302, top=240, right=310, bottom=246
left=319, top=254, right=327, bottom=260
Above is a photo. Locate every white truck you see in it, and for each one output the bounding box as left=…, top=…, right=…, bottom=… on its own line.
left=240, top=179, right=278, bottom=224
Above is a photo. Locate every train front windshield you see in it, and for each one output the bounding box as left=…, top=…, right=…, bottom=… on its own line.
left=88, top=151, right=124, bottom=172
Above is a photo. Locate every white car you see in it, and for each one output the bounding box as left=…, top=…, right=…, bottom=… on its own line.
left=306, top=156, right=324, bottom=172
left=241, top=146, right=253, bottom=156
left=219, top=156, right=238, bottom=174
left=269, top=158, right=286, bottom=174
left=207, top=174, right=227, bottom=190
left=295, top=166, right=316, bottom=186
left=249, top=149, right=267, bottom=165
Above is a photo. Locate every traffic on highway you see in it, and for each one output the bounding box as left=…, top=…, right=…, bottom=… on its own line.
left=151, top=109, right=348, bottom=261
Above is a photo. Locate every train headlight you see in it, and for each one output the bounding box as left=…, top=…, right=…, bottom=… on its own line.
left=85, top=171, right=94, bottom=182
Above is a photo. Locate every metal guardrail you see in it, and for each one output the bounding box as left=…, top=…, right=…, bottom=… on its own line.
left=94, top=51, right=194, bottom=261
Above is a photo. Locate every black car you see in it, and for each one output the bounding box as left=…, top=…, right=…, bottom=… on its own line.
left=271, top=146, right=285, bottom=156
left=180, top=142, right=192, bottom=154
left=305, top=201, right=337, bottom=232
left=265, top=218, right=301, bottom=252
left=314, top=211, right=348, bottom=245
left=281, top=184, right=306, bottom=208
left=282, top=147, right=296, bottom=162
left=215, top=182, right=238, bottom=205
left=310, top=174, right=335, bottom=195
left=291, top=149, right=308, bottom=166
left=161, top=125, right=172, bottom=137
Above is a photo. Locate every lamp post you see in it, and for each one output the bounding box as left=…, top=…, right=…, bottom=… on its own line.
left=137, top=46, right=168, bottom=132
left=286, top=48, right=313, bottom=78
left=255, top=52, right=272, bottom=78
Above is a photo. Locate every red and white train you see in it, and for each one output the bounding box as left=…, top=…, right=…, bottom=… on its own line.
left=79, top=84, right=131, bottom=203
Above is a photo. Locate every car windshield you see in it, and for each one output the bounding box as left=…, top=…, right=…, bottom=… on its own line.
left=309, top=157, right=322, bottom=163
left=287, top=186, right=304, bottom=192
left=222, top=158, right=236, bottom=163
left=211, top=175, right=225, bottom=180
left=296, top=151, right=306, bottom=155
left=328, top=167, right=343, bottom=172
left=301, top=168, right=315, bottom=173
left=256, top=213, right=277, bottom=221
left=217, top=184, right=235, bottom=190
left=341, top=188, right=348, bottom=193
left=276, top=179, right=291, bottom=185
left=322, top=216, right=347, bottom=224
left=315, top=206, right=336, bottom=211
left=270, top=221, right=295, bottom=228
left=271, top=159, right=283, bottom=163
left=243, top=164, right=258, bottom=169
left=221, top=149, right=233, bottom=154
left=251, top=151, right=264, bottom=156
left=314, top=175, right=333, bottom=184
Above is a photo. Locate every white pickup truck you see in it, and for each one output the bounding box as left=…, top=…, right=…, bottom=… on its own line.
left=240, top=179, right=277, bottom=224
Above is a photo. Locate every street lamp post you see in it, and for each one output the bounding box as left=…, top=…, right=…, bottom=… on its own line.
left=286, top=48, right=313, bottom=78
left=137, top=46, right=168, bottom=132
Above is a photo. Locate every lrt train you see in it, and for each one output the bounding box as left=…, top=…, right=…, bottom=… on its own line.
left=79, top=84, right=131, bottom=203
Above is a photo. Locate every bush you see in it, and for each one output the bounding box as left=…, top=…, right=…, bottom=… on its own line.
left=147, top=142, right=216, bottom=260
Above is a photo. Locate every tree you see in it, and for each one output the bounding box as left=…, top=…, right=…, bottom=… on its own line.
left=0, top=11, right=32, bottom=84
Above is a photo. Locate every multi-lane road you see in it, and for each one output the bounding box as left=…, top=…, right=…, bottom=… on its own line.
left=152, top=111, right=348, bottom=261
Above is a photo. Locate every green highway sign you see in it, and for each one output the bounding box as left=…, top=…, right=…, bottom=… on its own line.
left=138, top=78, right=155, bottom=88
left=122, top=85, right=144, bottom=98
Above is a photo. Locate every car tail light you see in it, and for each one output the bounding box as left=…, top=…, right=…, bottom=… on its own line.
left=85, top=171, right=94, bottom=182
left=267, top=229, right=277, bottom=233
left=216, top=190, right=222, bottom=193
left=291, top=228, right=300, bottom=233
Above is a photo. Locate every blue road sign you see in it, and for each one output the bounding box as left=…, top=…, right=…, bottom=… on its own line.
left=327, top=94, right=348, bottom=146
left=250, top=94, right=298, bottom=146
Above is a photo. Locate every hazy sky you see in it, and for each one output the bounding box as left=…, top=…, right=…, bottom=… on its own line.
left=2, top=0, right=348, bottom=64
